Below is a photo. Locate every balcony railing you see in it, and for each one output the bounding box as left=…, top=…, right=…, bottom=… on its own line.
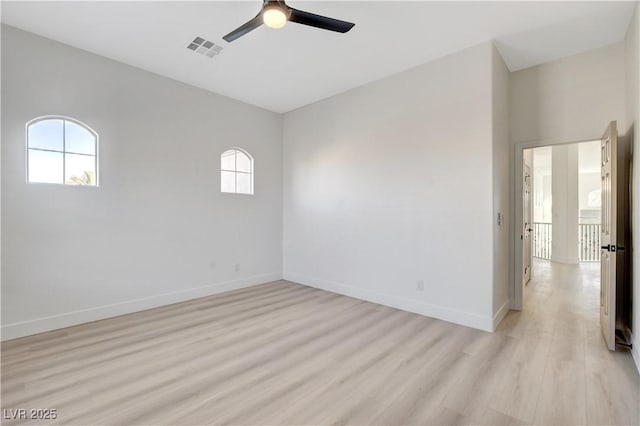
left=532, top=222, right=601, bottom=262
left=533, top=222, right=552, bottom=260
left=579, top=223, right=601, bottom=262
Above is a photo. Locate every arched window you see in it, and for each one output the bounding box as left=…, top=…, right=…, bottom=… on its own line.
left=26, top=116, right=98, bottom=186
left=221, top=148, right=253, bottom=195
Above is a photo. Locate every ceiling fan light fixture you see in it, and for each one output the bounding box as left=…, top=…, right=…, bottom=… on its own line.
left=263, top=6, right=288, bottom=29
left=223, top=0, right=355, bottom=42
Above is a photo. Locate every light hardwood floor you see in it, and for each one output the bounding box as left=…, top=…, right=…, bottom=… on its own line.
left=2, top=260, right=638, bottom=425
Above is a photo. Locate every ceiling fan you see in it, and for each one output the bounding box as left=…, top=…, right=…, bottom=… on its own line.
left=223, top=0, right=355, bottom=42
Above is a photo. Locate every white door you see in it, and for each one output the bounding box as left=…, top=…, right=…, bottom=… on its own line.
left=600, top=121, right=617, bottom=351
left=523, top=164, right=533, bottom=285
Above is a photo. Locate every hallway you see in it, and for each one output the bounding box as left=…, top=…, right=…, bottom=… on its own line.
left=497, top=259, right=639, bottom=425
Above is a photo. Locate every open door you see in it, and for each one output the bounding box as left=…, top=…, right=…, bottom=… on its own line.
left=523, top=164, right=533, bottom=285
left=600, top=121, right=617, bottom=350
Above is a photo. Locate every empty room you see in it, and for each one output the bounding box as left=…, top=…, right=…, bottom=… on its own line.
left=1, top=1, right=639, bottom=425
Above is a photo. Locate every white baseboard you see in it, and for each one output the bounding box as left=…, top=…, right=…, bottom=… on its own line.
left=492, top=299, right=510, bottom=331
left=1, top=272, right=282, bottom=341
left=283, top=272, right=494, bottom=332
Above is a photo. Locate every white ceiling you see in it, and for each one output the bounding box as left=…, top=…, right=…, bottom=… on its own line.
left=1, top=1, right=636, bottom=113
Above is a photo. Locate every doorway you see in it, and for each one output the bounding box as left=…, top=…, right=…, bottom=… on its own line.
left=522, top=142, right=602, bottom=291
left=513, top=122, right=632, bottom=350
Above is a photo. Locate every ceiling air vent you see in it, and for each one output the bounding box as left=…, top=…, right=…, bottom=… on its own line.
left=187, top=36, right=224, bottom=58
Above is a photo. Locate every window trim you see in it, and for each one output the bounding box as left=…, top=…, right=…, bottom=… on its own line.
left=220, top=147, right=254, bottom=195
left=25, top=115, right=99, bottom=187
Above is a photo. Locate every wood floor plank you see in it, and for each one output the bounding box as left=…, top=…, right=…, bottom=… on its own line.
left=96, top=304, right=402, bottom=425
left=488, top=334, right=552, bottom=423
left=441, top=332, right=518, bottom=420
left=1, top=281, right=292, bottom=356
left=532, top=339, right=587, bottom=425
left=1, top=259, right=638, bottom=426
left=3, top=288, right=341, bottom=405
left=51, top=292, right=371, bottom=424
left=478, top=408, right=530, bottom=426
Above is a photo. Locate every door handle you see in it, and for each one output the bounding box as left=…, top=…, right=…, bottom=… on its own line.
left=601, top=244, right=624, bottom=252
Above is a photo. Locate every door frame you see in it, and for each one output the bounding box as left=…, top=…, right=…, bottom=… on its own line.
left=523, top=162, right=533, bottom=286
left=511, top=136, right=599, bottom=310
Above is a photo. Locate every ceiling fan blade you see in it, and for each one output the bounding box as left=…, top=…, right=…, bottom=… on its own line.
left=288, top=8, right=355, bottom=33
left=223, top=14, right=263, bottom=42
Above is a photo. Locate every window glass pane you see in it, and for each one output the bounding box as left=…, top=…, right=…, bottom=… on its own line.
left=28, top=149, right=63, bottom=183
left=236, top=172, right=252, bottom=194
left=65, top=153, right=96, bottom=186
left=28, top=119, right=63, bottom=151
left=65, top=121, right=95, bottom=155
left=221, top=150, right=236, bottom=171
left=236, top=151, right=251, bottom=173
left=221, top=171, right=236, bottom=193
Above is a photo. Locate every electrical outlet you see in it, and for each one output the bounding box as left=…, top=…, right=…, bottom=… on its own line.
left=235, top=264, right=240, bottom=272
left=416, top=280, right=424, bottom=291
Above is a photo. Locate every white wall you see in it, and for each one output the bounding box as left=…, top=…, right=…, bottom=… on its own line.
left=1, top=25, right=283, bottom=340
left=511, top=43, right=627, bottom=144
left=492, top=45, right=511, bottom=324
left=578, top=140, right=602, bottom=224
left=283, top=43, right=498, bottom=331
left=625, top=4, right=640, bottom=373
left=532, top=147, right=552, bottom=223
left=551, top=145, right=579, bottom=264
